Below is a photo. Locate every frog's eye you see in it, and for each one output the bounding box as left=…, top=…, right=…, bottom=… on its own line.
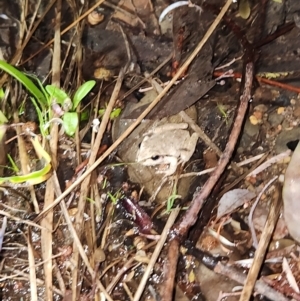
left=151, top=155, right=160, bottom=160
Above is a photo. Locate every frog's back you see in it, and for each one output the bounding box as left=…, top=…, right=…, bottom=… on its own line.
left=140, top=129, right=189, bottom=158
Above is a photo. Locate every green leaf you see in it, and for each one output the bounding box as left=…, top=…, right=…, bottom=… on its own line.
left=0, top=88, right=4, bottom=98
left=0, top=125, right=6, bottom=143
left=63, top=112, right=78, bottom=136
left=80, top=110, right=89, bottom=121
left=0, top=135, right=52, bottom=185
left=45, top=85, right=69, bottom=105
left=0, top=60, right=47, bottom=104
left=98, top=108, right=105, bottom=117
left=25, top=73, right=50, bottom=107
left=7, top=154, right=19, bottom=172
left=110, top=108, right=122, bottom=120
left=73, top=80, right=96, bottom=110
left=0, top=111, right=8, bottom=124
left=30, top=97, right=48, bottom=137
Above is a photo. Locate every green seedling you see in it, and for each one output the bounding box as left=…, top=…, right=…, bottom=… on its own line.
left=45, top=80, right=96, bottom=136
left=217, top=103, right=229, bottom=125
left=0, top=88, right=4, bottom=98
left=166, top=188, right=181, bottom=213
left=107, top=190, right=123, bottom=205
left=0, top=60, right=96, bottom=136
left=99, top=107, right=122, bottom=120
left=0, top=111, right=7, bottom=125
left=86, top=197, right=102, bottom=220
left=0, top=111, right=7, bottom=157
left=0, top=60, right=47, bottom=105
left=0, top=135, right=52, bottom=185
left=7, top=154, right=19, bottom=173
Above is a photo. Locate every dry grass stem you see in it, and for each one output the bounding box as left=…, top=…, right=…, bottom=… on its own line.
left=70, top=67, right=127, bottom=301
left=27, top=228, right=38, bottom=301
left=133, top=207, right=180, bottom=301
left=21, top=0, right=106, bottom=65
left=41, top=1, right=62, bottom=300
left=239, top=183, right=281, bottom=301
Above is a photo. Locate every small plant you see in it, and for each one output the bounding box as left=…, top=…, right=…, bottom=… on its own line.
left=0, top=60, right=96, bottom=136
left=166, top=187, right=181, bottom=213
left=45, top=80, right=96, bottom=136
left=107, top=190, right=123, bottom=205
left=0, top=134, right=52, bottom=185
left=99, top=107, right=122, bottom=120
left=217, top=102, right=229, bottom=125
left=0, top=110, right=8, bottom=142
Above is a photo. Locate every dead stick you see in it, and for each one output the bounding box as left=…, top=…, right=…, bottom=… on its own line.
left=214, top=262, right=289, bottom=301
left=239, top=184, right=282, bottom=301
left=161, top=61, right=255, bottom=300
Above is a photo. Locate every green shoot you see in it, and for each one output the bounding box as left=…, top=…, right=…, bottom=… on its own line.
left=107, top=190, right=123, bottom=205
left=217, top=103, right=229, bottom=125
left=7, top=154, right=19, bottom=173
left=72, top=80, right=96, bottom=110
left=0, top=60, right=96, bottom=137
left=0, top=88, right=4, bottom=98
left=166, top=188, right=181, bottom=213
left=0, top=111, right=8, bottom=124
left=107, top=192, right=117, bottom=204
left=0, top=135, right=52, bottom=185
left=99, top=107, right=122, bottom=120
left=0, top=60, right=47, bottom=105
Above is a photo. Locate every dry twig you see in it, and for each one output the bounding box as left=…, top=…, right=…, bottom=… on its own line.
left=239, top=184, right=282, bottom=301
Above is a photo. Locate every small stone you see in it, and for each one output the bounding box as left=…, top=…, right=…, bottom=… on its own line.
left=277, top=107, right=285, bottom=114
left=268, top=111, right=284, bottom=127
left=254, top=104, right=268, bottom=113
left=293, top=106, right=300, bottom=118
left=275, top=127, right=300, bottom=154
left=253, top=110, right=263, bottom=122
left=249, top=115, right=259, bottom=125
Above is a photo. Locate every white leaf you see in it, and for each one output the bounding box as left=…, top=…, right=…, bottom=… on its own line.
left=282, top=257, right=299, bottom=293
left=217, top=189, right=256, bottom=219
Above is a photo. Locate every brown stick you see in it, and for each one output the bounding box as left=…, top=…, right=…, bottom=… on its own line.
left=239, top=184, right=281, bottom=301
left=214, top=262, right=289, bottom=301
left=161, top=61, right=255, bottom=300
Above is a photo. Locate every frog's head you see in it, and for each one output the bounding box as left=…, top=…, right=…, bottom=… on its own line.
left=136, top=136, right=166, bottom=166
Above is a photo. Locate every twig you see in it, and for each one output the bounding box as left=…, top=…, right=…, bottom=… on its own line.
left=50, top=170, right=113, bottom=301
left=179, top=111, right=222, bottom=157
left=239, top=184, right=281, bottom=301
left=40, top=1, right=62, bottom=300
left=161, top=62, right=254, bottom=298
left=162, top=63, right=254, bottom=300
left=71, top=65, right=127, bottom=300
left=133, top=208, right=180, bottom=301
left=176, top=62, right=254, bottom=235
left=214, top=262, right=289, bottom=301
left=121, top=53, right=172, bottom=100
left=214, top=70, right=300, bottom=94
left=248, top=176, right=278, bottom=248
left=20, top=0, right=106, bottom=65
left=161, top=0, right=240, bottom=299
left=0, top=210, right=47, bottom=230
left=27, top=228, right=38, bottom=301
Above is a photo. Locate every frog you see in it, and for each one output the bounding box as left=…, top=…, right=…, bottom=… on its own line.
left=136, top=123, right=198, bottom=176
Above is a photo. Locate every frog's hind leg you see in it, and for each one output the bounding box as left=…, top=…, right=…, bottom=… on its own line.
left=180, top=133, right=198, bottom=163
